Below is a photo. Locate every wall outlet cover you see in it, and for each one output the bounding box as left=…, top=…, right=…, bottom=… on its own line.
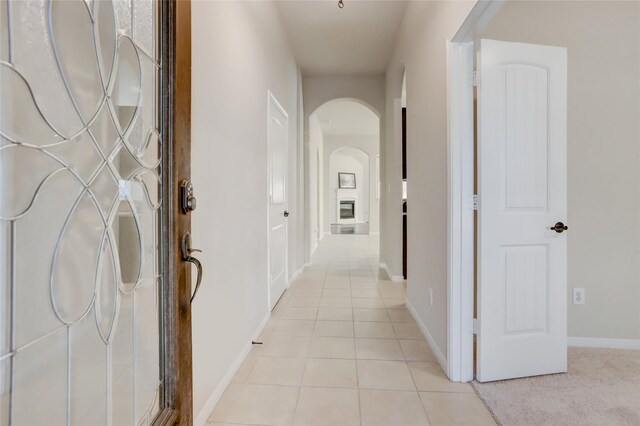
left=573, top=288, right=585, bottom=305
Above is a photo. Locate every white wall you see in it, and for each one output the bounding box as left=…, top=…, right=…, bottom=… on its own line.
left=480, top=0, right=640, bottom=341
left=296, top=68, right=305, bottom=274
left=191, top=1, right=301, bottom=421
left=308, top=114, right=324, bottom=255
left=303, top=76, right=385, bottom=119
left=382, top=94, right=403, bottom=278
left=385, top=1, right=475, bottom=359
left=323, top=136, right=379, bottom=233
left=387, top=0, right=640, bottom=363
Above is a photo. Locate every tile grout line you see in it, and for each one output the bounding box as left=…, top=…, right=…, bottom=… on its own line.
left=215, top=236, right=444, bottom=425
left=352, top=271, right=364, bottom=425
left=403, top=337, right=433, bottom=424
left=223, top=380, right=474, bottom=394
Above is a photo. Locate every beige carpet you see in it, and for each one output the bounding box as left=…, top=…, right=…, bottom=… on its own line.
left=472, top=347, right=640, bottom=426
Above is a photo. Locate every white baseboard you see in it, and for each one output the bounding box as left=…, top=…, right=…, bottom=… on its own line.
left=568, top=337, right=640, bottom=350
left=194, top=311, right=272, bottom=426
left=290, top=260, right=312, bottom=283
left=289, top=267, right=303, bottom=284
left=406, top=301, right=448, bottom=374
left=370, top=232, right=380, bottom=235
left=379, top=262, right=404, bottom=282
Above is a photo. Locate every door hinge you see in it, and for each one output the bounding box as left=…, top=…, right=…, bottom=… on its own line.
left=472, top=70, right=479, bottom=87
left=471, top=194, right=479, bottom=211
left=472, top=318, right=479, bottom=335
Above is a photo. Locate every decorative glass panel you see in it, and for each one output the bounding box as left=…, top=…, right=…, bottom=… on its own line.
left=0, top=0, right=162, bottom=424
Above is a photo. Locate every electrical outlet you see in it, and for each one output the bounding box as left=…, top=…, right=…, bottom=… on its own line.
left=573, top=288, right=585, bottom=305
left=428, top=288, right=433, bottom=306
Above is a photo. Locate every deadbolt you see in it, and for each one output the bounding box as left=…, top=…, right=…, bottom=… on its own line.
left=550, top=222, right=568, bottom=233
left=180, top=180, right=197, bottom=214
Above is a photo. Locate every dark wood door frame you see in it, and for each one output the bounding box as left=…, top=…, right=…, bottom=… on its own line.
left=156, top=0, right=193, bottom=424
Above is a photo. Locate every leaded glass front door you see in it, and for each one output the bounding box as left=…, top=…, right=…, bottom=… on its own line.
left=0, top=0, right=184, bottom=424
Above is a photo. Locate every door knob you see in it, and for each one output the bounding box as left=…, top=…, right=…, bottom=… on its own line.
left=550, top=222, right=568, bottom=233
left=284, top=210, right=290, bottom=217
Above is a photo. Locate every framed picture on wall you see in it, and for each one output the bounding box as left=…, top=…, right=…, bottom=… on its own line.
left=338, top=172, right=356, bottom=189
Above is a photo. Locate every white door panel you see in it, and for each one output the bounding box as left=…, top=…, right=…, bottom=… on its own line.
left=477, top=39, right=567, bottom=382
left=268, top=93, right=288, bottom=310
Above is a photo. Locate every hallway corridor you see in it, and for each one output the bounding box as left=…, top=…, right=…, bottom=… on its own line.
left=208, top=235, right=495, bottom=425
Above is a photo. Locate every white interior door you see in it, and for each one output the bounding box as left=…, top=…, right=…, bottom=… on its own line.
left=268, top=93, right=288, bottom=310
left=477, top=39, right=568, bottom=382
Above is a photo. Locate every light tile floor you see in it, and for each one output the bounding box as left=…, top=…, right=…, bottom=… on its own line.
left=208, top=235, right=496, bottom=426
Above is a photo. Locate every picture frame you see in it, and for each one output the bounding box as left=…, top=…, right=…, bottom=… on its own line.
left=338, top=172, right=356, bottom=189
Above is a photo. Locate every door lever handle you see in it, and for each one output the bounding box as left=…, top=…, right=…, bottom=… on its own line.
left=181, top=232, right=204, bottom=304
left=186, top=256, right=203, bottom=304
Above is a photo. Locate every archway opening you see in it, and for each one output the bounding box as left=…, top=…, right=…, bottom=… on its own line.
left=329, top=146, right=370, bottom=233
left=308, top=99, right=380, bottom=255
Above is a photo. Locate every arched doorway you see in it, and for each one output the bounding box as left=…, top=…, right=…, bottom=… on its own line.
left=307, top=99, right=380, bottom=254
left=328, top=146, right=370, bottom=233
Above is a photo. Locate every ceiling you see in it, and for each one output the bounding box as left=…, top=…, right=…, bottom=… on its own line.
left=314, top=100, right=379, bottom=136
left=275, top=0, right=408, bottom=76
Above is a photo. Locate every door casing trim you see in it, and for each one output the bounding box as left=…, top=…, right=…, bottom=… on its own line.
left=446, top=0, right=504, bottom=383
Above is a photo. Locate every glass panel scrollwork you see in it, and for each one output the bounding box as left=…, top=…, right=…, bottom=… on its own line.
left=0, top=0, right=162, bottom=424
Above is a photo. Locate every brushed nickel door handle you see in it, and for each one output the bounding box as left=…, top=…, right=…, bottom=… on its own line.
left=182, top=231, right=204, bottom=303
left=186, top=256, right=203, bottom=304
